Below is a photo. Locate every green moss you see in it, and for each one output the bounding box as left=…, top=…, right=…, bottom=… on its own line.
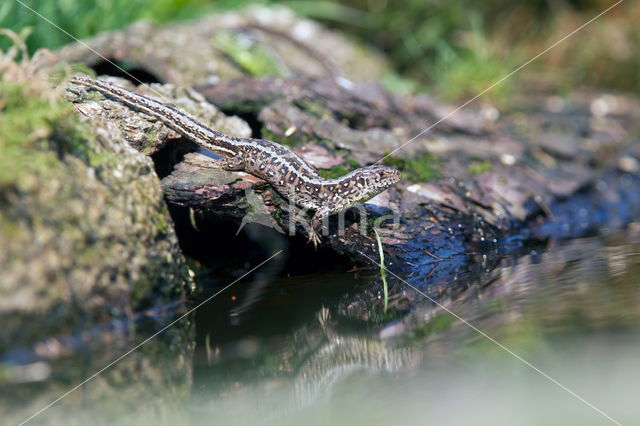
left=404, top=313, right=455, bottom=342
left=381, top=71, right=418, bottom=95
left=368, top=304, right=404, bottom=324
left=462, top=319, right=547, bottom=358
left=149, top=204, right=172, bottom=235
left=261, top=127, right=290, bottom=147
left=316, top=157, right=360, bottom=179
left=271, top=205, right=282, bottom=221
left=212, top=31, right=284, bottom=77
left=317, top=164, right=350, bottom=179
left=48, top=63, right=96, bottom=85
left=261, top=126, right=317, bottom=148
left=0, top=82, right=95, bottom=186
left=295, top=99, right=333, bottom=120
left=468, top=159, right=492, bottom=174
left=383, top=152, right=440, bottom=182
left=482, top=297, right=508, bottom=314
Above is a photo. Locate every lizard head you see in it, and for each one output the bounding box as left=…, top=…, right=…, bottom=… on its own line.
left=346, top=164, right=401, bottom=203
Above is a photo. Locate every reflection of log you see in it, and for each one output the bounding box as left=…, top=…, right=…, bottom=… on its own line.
left=197, top=233, right=640, bottom=426
left=192, top=307, right=422, bottom=423
left=290, top=313, right=422, bottom=408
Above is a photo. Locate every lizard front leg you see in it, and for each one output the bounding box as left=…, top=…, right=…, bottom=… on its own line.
left=308, top=206, right=333, bottom=248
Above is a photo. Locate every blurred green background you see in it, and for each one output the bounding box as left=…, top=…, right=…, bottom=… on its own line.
left=1, top=0, right=637, bottom=101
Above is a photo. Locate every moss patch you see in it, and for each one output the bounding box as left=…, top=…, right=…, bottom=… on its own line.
left=0, top=48, right=193, bottom=375
left=317, top=164, right=349, bottom=179
left=468, top=159, right=492, bottom=175
left=383, top=152, right=440, bottom=182
left=404, top=313, right=455, bottom=342
left=316, top=157, right=360, bottom=179
left=0, top=82, right=95, bottom=186
left=212, top=30, right=284, bottom=77
left=261, top=126, right=295, bottom=147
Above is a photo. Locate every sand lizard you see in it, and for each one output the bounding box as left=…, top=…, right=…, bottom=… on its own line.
left=71, top=75, right=401, bottom=245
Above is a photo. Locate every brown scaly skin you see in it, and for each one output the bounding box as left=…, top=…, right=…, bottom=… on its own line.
left=71, top=75, right=401, bottom=245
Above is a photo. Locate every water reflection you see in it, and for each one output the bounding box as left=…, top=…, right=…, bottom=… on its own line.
left=192, top=231, right=640, bottom=426
left=3, top=230, right=639, bottom=425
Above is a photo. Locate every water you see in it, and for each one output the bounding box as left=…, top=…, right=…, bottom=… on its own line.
left=3, top=230, right=640, bottom=425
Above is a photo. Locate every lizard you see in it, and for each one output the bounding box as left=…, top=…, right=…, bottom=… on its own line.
left=70, top=75, right=401, bottom=246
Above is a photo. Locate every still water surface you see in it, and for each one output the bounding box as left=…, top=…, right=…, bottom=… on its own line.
left=187, top=231, right=639, bottom=426
left=4, top=230, right=639, bottom=425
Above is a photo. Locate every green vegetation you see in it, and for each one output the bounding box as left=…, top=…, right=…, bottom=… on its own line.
left=303, top=0, right=640, bottom=100
left=261, top=126, right=304, bottom=148
left=429, top=27, right=515, bottom=104
left=468, top=158, right=492, bottom=175
left=462, top=319, right=547, bottom=359
left=316, top=158, right=359, bottom=179
left=0, top=80, right=93, bottom=186
left=368, top=303, right=404, bottom=324
left=0, top=0, right=260, bottom=52
left=397, top=311, right=459, bottom=344
left=317, top=164, right=350, bottom=180
left=373, top=229, right=389, bottom=312
left=383, top=153, right=440, bottom=182
left=212, top=30, right=285, bottom=77
left=405, top=313, right=455, bottom=342
left=2, top=1, right=639, bottom=102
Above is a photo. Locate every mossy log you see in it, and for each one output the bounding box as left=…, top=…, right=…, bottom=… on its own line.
left=0, top=51, right=194, bottom=425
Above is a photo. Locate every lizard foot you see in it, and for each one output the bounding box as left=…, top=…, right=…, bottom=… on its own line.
left=308, top=229, right=321, bottom=248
